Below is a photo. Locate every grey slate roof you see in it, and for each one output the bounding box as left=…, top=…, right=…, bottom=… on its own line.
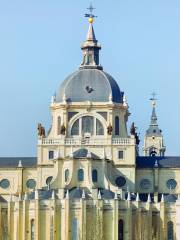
left=136, top=156, right=180, bottom=168
left=0, top=157, right=37, bottom=168
left=72, top=148, right=101, bottom=160
left=56, top=69, right=123, bottom=103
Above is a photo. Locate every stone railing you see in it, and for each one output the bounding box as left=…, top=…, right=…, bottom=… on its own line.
left=39, top=137, right=135, bottom=146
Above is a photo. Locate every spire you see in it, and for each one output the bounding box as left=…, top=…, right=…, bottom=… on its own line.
left=80, top=4, right=102, bottom=70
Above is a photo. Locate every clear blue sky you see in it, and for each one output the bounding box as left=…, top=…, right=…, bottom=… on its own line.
left=0, top=0, right=180, bottom=156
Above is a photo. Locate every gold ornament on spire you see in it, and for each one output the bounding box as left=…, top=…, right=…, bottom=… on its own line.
left=84, top=3, right=97, bottom=24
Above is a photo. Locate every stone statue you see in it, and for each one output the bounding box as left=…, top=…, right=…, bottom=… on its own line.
left=107, top=123, right=113, bottom=135
left=130, top=122, right=136, bottom=135
left=37, top=123, right=46, bottom=137
left=60, top=124, right=66, bottom=135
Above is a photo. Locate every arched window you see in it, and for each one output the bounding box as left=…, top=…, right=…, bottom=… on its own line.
left=46, top=176, right=53, bottom=190
left=118, top=219, right=124, bottom=240
left=72, top=218, right=78, bottom=240
left=57, top=116, right=61, bottom=135
left=31, top=219, right=35, bottom=240
left=65, top=169, right=69, bottom=182
left=82, top=116, right=93, bottom=134
left=96, top=119, right=104, bottom=135
left=92, top=169, right=98, bottom=182
left=71, top=119, right=80, bottom=135
left=167, top=221, right=174, bottom=240
left=78, top=169, right=84, bottom=182
left=115, top=116, right=120, bottom=135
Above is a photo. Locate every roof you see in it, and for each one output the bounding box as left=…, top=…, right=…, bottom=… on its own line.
left=71, top=148, right=101, bottom=160
left=56, top=69, right=123, bottom=103
left=136, top=156, right=180, bottom=168
left=0, top=157, right=37, bottom=168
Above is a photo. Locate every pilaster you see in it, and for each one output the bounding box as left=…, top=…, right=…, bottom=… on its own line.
left=113, top=199, right=118, bottom=240
left=35, top=199, right=40, bottom=240
left=80, top=198, right=86, bottom=240
left=125, top=200, right=132, bottom=240
left=159, top=202, right=166, bottom=240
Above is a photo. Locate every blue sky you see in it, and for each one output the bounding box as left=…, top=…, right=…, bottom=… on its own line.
left=0, top=0, right=180, bottom=156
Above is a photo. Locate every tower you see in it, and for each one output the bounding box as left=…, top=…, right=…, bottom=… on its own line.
left=143, top=94, right=166, bottom=156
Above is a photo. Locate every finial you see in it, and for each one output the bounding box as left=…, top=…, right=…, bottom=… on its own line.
left=35, top=190, right=39, bottom=200
left=85, top=3, right=97, bottom=24
left=87, top=149, right=92, bottom=159
left=150, top=92, right=157, bottom=107
left=18, top=160, right=23, bottom=168
left=136, top=192, right=140, bottom=202
left=123, top=94, right=128, bottom=107
left=154, top=159, right=158, bottom=168
left=51, top=94, right=56, bottom=104
left=161, top=193, right=164, bottom=203
left=127, top=191, right=131, bottom=201
left=114, top=191, right=118, bottom=200
left=24, top=192, right=28, bottom=201
left=52, top=190, right=55, bottom=200
left=82, top=189, right=86, bottom=199
left=66, top=189, right=69, bottom=199
left=147, top=193, right=151, bottom=203
left=98, top=190, right=102, bottom=200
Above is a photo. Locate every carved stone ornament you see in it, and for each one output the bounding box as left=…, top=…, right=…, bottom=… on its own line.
left=107, top=123, right=113, bottom=135
left=37, top=123, right=46, bottom=137
left=60, top=124, right=66, bottom=135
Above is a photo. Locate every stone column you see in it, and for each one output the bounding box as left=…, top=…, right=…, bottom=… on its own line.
left=80, top=198, right=86, bottom=240
left=176, top=198, right=180, bottom=240
left=125, top=200, right=132, bottom=240
left=146, top=201, right=152, bottom=240
left=159, top=201, right=166, bottom=240
left=112, top=198, right=118, bottom=240
left=96, top=199, right=103, bottom=240
left=8, top=199, right=14, bottom=239
left=35, top=193, right=40, bottom=240
left=62, top=197, right=70, bottom=240
left=22, top=198, right=28, bottom=240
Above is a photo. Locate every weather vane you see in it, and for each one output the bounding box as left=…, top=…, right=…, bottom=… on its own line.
left=85, top=3, right=97, bottom=24
left=150, top=92, right=157, bottom=107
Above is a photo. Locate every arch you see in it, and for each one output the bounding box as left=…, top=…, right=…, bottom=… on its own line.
left=71, top=119, right=80, bottom=135
left=78, top=169, right=84, bottom=182
left=92, top=169, right=98, bottom=182
left=167, top=221, right=174, bottom=240
left=115, top=116, right=120, bottom=135
left=31, top=219, right=35, bottom=240
left=118, top=219, right=124, bottom=240
left=57, top=116, right=61, bottom=135
left=96, top=119, right=104, bottom=135
left=65, top=169, right=69, bottom=182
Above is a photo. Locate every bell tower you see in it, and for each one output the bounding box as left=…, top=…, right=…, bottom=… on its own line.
left=143, top=93, right=166, bottom=156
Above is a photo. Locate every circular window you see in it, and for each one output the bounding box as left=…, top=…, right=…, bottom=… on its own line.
left=140, top=179, right=151, bottom=190
left=0, top=179, right=10, bottom=189
left=26, top=179, right=36, bottom=189
left=115, top=176, right=126, bottom=187
left=166, top=179, right=177, bottom=190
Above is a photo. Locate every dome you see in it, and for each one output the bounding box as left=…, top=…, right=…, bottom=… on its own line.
left=56, top=69, right=123, bottom=103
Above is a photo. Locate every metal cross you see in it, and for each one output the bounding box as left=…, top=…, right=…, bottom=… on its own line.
left=87, top=3, right=95, bottom=14
left=85, top=3, right=97, bottom=18
left=150, top=92, right=157, bottom=101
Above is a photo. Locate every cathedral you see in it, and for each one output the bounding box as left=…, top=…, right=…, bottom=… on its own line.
left=0, top=8, right=180, bottom=240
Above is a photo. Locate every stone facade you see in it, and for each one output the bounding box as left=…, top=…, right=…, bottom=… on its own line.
left=0, top=14, right=179, bottom=240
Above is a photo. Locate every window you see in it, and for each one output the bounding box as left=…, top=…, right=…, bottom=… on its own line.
left=118, top=151, right=124, bottom=159
left=96, top=119, right=104, bottom=135
left=82, top=116, right=93, bottom=134
left=166, top=179, right=177, bottom=190
left=97, top=112, right=107, bottom=120
left=118, top=219, right=124, bottom=240
left=26, top=179, right=36, bottom=189
left=57, top=116, right=61, bottom=135
left=71, top=119, right=79, bottom=135
left=115, top=116, right=120, bottom=135
left=46, top=176, right=53, bottom=189
left=31, top=219, right=35, bottom=240
left=92, top=169, right=98, bottom=182
left=115, top=176, right=126, bottom=188
left=65, top=169, right=69, bottom=182
left=0, top=179, right=10, bottom=189
left=78, top=169, right=84, bottom=182
left=49, top=151, right=54, bottom=160
left=72, top=218, right=78, bottom=240
left=167, top=221, right=174, bottom=240
left=68, top=112, right=78, bottom=121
